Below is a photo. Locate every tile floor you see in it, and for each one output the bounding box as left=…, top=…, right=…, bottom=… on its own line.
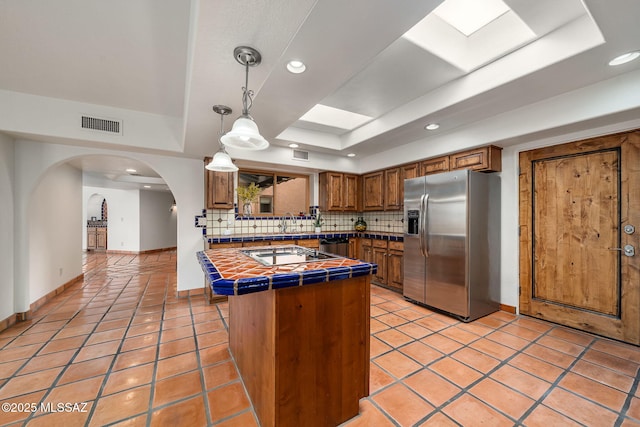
left=0, top=251, right=639, bottom=426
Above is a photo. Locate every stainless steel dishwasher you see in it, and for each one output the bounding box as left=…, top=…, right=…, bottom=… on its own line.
left=319, top=237, right=349, bottom=257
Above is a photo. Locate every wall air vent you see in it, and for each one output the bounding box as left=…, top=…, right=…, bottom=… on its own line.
left=292, top=149, right=309, bottom=161
left=81, top=115, right=122, bottom=135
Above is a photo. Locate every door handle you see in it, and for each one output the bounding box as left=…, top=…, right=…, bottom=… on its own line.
left=608, top=245, right=635, bottom=257
left=420, top=194, right=429, bottom=258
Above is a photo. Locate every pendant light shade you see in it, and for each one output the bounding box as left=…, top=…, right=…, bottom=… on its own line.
left=220, top=116, right=269, bottom=150
left=206, top=150, right=237, bottom=172
left=222, top=46, right=269, bottom=151
left=207, top=104, right=239, bottom=172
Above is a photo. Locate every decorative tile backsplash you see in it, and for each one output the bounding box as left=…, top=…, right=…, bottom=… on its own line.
left=204, top=207, right=404, bottom=236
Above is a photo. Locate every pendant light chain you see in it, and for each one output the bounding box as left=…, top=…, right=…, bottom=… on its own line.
left=241, top=59, right=254, bottom=117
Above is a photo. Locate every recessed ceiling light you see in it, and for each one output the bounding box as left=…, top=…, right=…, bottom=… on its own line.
left=425, top=123, right=440, bottom=130
left=286, top=60, right=306, bottom=74
left=347, top=153, right=356, bottom=157
left=126, top=168, right=137, bottom=173
left=143, top=185, right=151, bottom=189
left=609, top=51, right=640, bottom=66
left=288, top=143, right=299, bottom=148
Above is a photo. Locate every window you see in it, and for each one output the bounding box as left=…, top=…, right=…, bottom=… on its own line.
left=237, top=169, right=310, bottom=216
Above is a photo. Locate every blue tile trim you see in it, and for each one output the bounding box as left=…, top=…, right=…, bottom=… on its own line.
left=196, top=250, right=377, bottom=296
left=204, top=231, right=402, bottom=244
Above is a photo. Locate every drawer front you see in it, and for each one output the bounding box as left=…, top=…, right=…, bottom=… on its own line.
left=297, top=239, right=320, bottom=248
left=209, top=242, right=242, bottom=249
left=388, top=241, right=404, bottom=251
left=372, top=239, right=388, bottom=248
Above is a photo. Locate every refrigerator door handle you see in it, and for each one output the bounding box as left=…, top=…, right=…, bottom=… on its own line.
left=420, top=194, right=429, bottom=258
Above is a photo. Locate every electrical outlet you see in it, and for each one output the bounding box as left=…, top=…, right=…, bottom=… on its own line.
left=59, top=268, right=63, bottom=276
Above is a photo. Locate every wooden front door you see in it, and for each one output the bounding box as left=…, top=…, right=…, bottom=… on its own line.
left=519, top=131, right=640, bottom=344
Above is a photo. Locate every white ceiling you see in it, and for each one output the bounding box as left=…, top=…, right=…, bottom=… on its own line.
left=1, top=0, right=640, bottom=177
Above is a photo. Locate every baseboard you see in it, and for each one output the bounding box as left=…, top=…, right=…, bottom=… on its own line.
left=500, top=304, right=517, bottom=314
left=104, top=246, right=177, bottom=255
left=29, top=273, right=85, bottom=317
left=0, top=313, right=18, bottom=333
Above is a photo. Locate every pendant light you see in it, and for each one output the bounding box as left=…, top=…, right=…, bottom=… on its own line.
left=220, top=46, right=269, bottom=151
left=206, top=105, right=238, bottom=172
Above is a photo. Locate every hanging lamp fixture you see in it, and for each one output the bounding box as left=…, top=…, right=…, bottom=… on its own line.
left=220, top=46, right=269, bottom=151
left=206, top=105, right=239, bottom=172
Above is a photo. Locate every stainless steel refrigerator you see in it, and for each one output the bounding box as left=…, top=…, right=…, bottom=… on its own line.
left=403, top=169, right=500, bottom=322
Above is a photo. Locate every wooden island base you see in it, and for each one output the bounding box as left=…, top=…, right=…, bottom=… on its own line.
left=229, top=276, right=371, bottom=427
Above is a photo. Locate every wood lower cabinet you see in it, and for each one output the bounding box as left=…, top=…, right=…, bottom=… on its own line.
left=204, top=157, right=235, bottom=209
left=360, top=239, right=373, bottom=264
left=348, top=239, right=357, bottom=259
left=358, top=238, right=403, bottom=291
left=449, top=145, right=502, bottom=172
left=386, top=241, right=404, bottom=291
left=297, top=239, right=320, bottom=249
left=372, top=242, right=387, bottom=285
left=362, top=171, right=384, bottom=211
left=87, top=227, right=107, bottom=251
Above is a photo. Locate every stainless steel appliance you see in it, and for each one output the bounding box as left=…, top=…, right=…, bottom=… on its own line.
left=319, top=237, right=349, bottom=257
left=403, top=170, right=500, bottom=322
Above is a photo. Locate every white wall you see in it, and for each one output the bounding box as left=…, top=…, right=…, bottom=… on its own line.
left=29, top=163, right=83, bottom=304
left=0, top=133, right=15, bottom=321
left=82, top=186, right=140, bottom=252
left=140, top=190, right=177, bottom=251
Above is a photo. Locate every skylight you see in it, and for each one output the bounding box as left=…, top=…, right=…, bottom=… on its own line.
left=299, top=104, right=373, bottom=130
left=433, top=0, right=510, bottom=37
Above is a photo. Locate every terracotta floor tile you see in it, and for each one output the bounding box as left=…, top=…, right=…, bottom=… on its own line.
left=523, top=404, right=583, bottom=427
left=89, top=384, right=151, bottom=427
left=21, top=320, right=66, bottom=334
left=475, top=315, right=509, bottom=329
left=0, top=390, right=47, bottom=425
left=85, top=327, right=127, bottom=346
left=102, top=363, right=155, bottom=396
left=58, top=355, right=114, bottom=385
left=537, top=335, right=585, bottom=357
left=4, top=330, right=57, bottom=348
left=18, top=349, right=76, bottom=375
left=377, top=313, right=409, bottom=327
left=153, top=370, right=202, bottom=407
left=500, top=323, right=544, bottom=341
left=511, top=317, right=554, bottom=333
left=591, top=339, right=640, bottom=364
left=628, top=397, right=640, bottom=421
left=571, top=359, right=634, bottom=393
left=583, top=349, right=640, bottom=377
left=0, top=367, right=63, bottom=400
left=376, top=301, right=404, bottom=312
left=27, top=403, right=93, bottom=427
left=374, top=329, right=413, bottom=348
left=342, top=400, right=395, bottom=427
left=485, top=330, right=529, bottom=350
left=131, top=313, right=162, bottom=325
left=559, top=372, right=627, bottom=411
left=456, top=321, right=496, bottom=337
left=193, top=319, right=224, bottom=335
left=404, top=369, right=461, bottom=407
left=195, top=330, right=228, bottom=349
left=121, top=332, right=159, bottom=352
left=155, top=351, right=198, bottom=380
left=39, top=335, right=87, bottom=354
left=202, top=360, right=238, bottom=390
left=369, top=362, right=395, bottom=393
left=94, top=318, right=131, bottom=332
left=490, top=364, right=551, bottom=400
left=0, top=343, right=44, bottom=362
left=442, top=393, right=513, bottom=427
left=398, top=341, right=443, bottom=365
left=451, top=347, right=500, bottom=373
left=207, top=381, right=251, bottom=423
left=0, top=359, right=25, bottom=379
left=198, top=343, right=231, bottom=367
left=372, top=383, right=434, bottom=426
left=470, top=378, right=535, bottom=419
left=150, top=396, right=208, bottom=427
left=415, top=316, right=449, bottom=332
left=374, top=350, right=422, bottom=379
left=547, top=327, right=596, bottom=347
left=469, top=337, right=517, bottom=360
left=370, top=318, right=390, bottom=333
left=420, top=334, right=463, bottom=354
left=126, top=322, right=160, bottom=338
left=416, top=412, right=459, bottom=426
left=370, top=305, right=387, bottom=317
left=440, top=326, right=481, bottom=345
left=509, top=353, right=564, bottom=383
left=523, top=343, right=576, bottom=369
left=160, top=324, right=194, bottom=343
left=54, top=324, right=95, bottom=339
left=113, top=346, right=157, bottom=371
left=74, top=340, right=120, bottom=362
left=543, top=387, right=618, bottom=426
left=394, top=307, right=428, bottom=321
left=44, top=375, right=104, bottom=406
left=429, top=358, right=483, bottom=388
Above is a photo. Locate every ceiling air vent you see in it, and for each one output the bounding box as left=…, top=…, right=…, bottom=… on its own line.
left=292, top=149, right=309, bottom=161
left=81, top=115, right=122, bottom=135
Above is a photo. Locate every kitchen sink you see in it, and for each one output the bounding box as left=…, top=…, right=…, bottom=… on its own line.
left=241, top=245, right=340, bottom=266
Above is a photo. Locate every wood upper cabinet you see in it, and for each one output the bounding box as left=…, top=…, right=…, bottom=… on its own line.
left=204, top=157, right=235, bottom=209
left=384, top=167, right=402, bottom=211
left=449, top=145, right=502, bottom=172
left=400, top=163, right=420, bottom=204
left=362, top=171, right=384, bottom=211
left=420, top=156, right=450, bottom=176
left=319, top=172, right=360, bottom=212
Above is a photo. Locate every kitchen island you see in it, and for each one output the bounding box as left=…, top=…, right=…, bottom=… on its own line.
left=197, top=245, right=377, bottom=427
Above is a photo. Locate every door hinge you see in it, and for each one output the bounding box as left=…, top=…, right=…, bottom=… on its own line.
left=518, top=287, right=521, bottom=296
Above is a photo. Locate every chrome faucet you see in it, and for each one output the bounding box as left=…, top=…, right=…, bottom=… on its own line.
left=280, top=212, right=297, bottom=233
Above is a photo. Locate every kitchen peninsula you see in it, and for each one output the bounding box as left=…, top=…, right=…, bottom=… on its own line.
left=197, top=245, right=377, bottom=427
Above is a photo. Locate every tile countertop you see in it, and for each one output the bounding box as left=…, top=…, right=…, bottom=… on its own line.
left=205, top=231, right=403, bottom=244
left=197, top=246, right=377, bottom=296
